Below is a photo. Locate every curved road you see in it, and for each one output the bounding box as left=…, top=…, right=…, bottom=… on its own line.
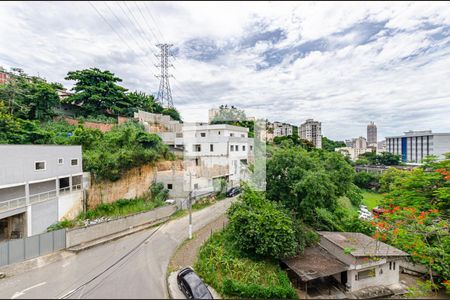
left=0, top=198, right=233, bottom=299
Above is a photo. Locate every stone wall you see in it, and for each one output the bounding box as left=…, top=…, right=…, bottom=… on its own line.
left=87, top=160, right=184, bottom=209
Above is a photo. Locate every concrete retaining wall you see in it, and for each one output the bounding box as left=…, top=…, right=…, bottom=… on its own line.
left=66, top=205, right=177, bottom=248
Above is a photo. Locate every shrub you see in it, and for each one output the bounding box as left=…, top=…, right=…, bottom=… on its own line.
left=195, top=230, right=297, bottom=299
left=226, top=186, right=297, bottom=259
left=354, top=172, right=380, bottom=190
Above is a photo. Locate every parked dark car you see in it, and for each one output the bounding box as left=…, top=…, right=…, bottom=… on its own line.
left=177, top=267, right=213, bottom=299
left=226, top=187, right=241, bottom=197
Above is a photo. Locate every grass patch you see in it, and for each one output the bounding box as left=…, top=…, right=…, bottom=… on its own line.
left=47, top=196, right=165, bottom=231
left=195, top=230, right=297, bottom=299
left=361, top=190, right=383, bottom=210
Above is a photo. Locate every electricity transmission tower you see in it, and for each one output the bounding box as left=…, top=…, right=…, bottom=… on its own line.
left=155, top=43, right=174, bottom=108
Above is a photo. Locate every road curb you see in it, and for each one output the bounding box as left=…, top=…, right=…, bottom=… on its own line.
left=0, top=250, right=74, bottom=278
left=67, top=218, right=169, bottom=253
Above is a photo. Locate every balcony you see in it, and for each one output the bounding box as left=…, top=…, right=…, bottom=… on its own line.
left=0, top=185, right=81, bottom=214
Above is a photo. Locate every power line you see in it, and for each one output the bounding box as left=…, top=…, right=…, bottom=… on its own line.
left=142, top=2, right=166, bottom=43
left=120, top=1, right=158, bottom=53
left=133, top=1, right=161, bottom=44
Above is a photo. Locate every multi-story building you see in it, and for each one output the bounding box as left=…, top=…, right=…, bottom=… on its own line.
left=386, top=130, right=450, bottom=163
left=367, top=122, right=377, bottom=146
left=265, top=121, right=293, bottom=141
left=182, top=124, right=254, bottom=193
left=299, top=119, right=322, bottom=149
left=335, top=136, right=372, bottom=161
left=0, top=145, right=85, bottom=241
left=134, top=111, right=254, bottom=198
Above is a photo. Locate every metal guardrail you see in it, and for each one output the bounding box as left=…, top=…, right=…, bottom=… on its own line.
left=0, top=197, right=27, bottom=213
left=0, top=185, right=82, bottom=213
left=30, top=190, right=57, bottom=204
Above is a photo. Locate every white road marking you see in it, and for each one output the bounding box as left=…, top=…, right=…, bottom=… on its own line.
left=11, top=282, right=47, bottom=299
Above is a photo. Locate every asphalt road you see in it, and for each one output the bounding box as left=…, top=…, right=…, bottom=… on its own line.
left=0, top=197, right=233, bottom=299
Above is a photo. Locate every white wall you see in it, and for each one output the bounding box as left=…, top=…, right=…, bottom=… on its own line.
left=58, top=190, right=83, bottom=220
left=347, top=260, right=401, bottom=292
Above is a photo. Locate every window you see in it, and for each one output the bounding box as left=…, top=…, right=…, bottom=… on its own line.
left=243, top=145, right=246, bottom=151
left=218, top=131, right=221, bottom=135
left=230, top=133, right=234, bottom=137
left=58, top=158, right=64, bottom=165
left=357, top=269, right=376, bottom=280
left=194, top=183, right=199, bottom=190
left=210, top=144, right=214, bottom=152
left=200, top=132, right=206, bottom=137
left=193, top=144, right=201, bottom=152
left=241, top=134, right=245, bottom=137
left=393, top=262, right=396, bottom=270
left=195, top=158, right=200, bottom=166
left=167, top=184, right=173, bottom=190
left=71, top=159, right=79, bottom=166
left=230, top=145, right=234, bottom=151
left=35, top=161, right=46, bottom=171
left=250, top=145, right=253, bottom=151
left=235, top=145, right=239, bottom=151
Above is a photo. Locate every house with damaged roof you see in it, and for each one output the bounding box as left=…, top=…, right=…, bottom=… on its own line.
left=282, top=231, right=410, bottom=298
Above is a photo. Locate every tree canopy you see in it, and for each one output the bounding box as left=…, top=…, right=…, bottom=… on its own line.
left=321, top=136, right=346, bottom=152
left=266, top=146, right=361, bottom=224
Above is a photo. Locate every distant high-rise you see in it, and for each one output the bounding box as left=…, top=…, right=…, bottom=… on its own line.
left=367, top=122, right=377, bottom=145
left=299, top=119, right=322, bottom=149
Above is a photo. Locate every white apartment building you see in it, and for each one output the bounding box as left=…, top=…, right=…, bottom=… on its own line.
left=0, top=145, right=85, bottom=241
left=182, top=124, right=254, bottom=194
left=386, top=130, right=450, bottom=163
left=134, top=111, right=254, bottom=198
left=299, top=119, right=322, bottom=149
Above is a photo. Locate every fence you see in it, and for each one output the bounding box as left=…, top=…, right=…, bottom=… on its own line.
left=0, top=229, right=66, bottom=267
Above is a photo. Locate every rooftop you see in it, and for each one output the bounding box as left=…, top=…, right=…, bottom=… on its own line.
left=282, top=246, right=348, bottom=282
left=319, top=232, right=409, bottom=257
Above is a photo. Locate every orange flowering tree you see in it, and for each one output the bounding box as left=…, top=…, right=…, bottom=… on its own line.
left=372, top=154, right=450, bottom=291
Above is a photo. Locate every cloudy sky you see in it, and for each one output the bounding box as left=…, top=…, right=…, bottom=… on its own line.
left=1, top=1, right=450, bottom=140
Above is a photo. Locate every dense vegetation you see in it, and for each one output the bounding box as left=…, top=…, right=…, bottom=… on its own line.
left=0, top=67, right=181, bottom=181
left=195, top=230, right=297, bottom=299
left=321, top=136, right=346, bottom=152
left=356, top=151, right=401, bottom=166
left=371, top=155, right=450, bottom=291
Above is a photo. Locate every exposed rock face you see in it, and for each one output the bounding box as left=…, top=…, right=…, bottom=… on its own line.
left=87, top=160, right=184, bottom=209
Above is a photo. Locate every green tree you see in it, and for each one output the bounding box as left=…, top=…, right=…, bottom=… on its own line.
left=266, top=146, right=359, bottom=224
left=123, top=91, right=163, bottom=117
left=26, top=81, right=61, bottom=121
left=321, top=136, right=346, bottom=152
left=226, top=187, right=297, bottom=259
left=64, top=68, right=128, bottom=116
left=354, top=172, right=380, bottom=190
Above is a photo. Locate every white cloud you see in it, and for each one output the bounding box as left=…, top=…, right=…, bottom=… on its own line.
left=1, top=1, right=450, bottom=140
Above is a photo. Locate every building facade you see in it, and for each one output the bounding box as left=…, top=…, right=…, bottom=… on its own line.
left=386, top=130, right=450, bottom=163
left=299, top=119, right=322, bottom=149
left=367, top=122, right=377, bottom=146
left=335, top=136, right=373, bottom=161
left=134, top=111, right=254, bottom=198
left=0, top=145, right=85, bottom=241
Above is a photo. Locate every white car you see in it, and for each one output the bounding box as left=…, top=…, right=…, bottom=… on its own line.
left=165, top=199, right=176, bottom=205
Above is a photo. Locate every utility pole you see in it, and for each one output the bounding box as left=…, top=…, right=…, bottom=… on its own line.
left=155, top=43, right=174, bottom=108
left=188, top=171, right=193, bottom=239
